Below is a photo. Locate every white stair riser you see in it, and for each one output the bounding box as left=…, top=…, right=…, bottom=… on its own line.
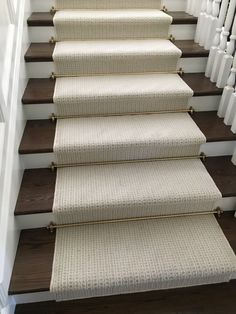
left=23, top=95, right=221, bottom=120
left=20, top=141, right=236, bottom=169
left=26, top=57, right=208, bottom=78
left=29, top=24, right=196, bottom=42
left=30, top=0, right=187, bottom=12
left=15, top=196, right=236, bottom=230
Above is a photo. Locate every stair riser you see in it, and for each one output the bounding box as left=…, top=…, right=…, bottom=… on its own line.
left=23, top=96, right=221, bottom=120
left=20, top=141, right=236, bottom=169
left=28, top=24, right=196, bottom=42
left=15, top=197, right=236, bottom=230
left=26, top=57, right=208, bottom=78
left=31, top=0, right=187, bottom=12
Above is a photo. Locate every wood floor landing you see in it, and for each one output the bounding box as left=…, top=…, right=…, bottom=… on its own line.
left=27, top=11, right=198, bottom=27
left=9, top=211, right=236, bottom=296
left=24, top=40, right=209, bottom=62
left=15, top=279, right=236, bottom=314
left=22, top=73, right=223, bottom=105
left=14, top=156, right=236, bottom=216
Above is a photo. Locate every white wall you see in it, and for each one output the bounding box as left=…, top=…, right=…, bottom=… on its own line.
left=0, top=0, right=31, bottom=312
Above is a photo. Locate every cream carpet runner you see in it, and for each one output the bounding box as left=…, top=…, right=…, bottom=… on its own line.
left=49, top=0, right=236, bottom=302
left=51, top=215, right=236, bottom=301
left=53, top=74, right=193, bottom=116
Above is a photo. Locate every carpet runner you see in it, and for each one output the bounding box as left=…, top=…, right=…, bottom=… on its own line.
left=53, top=74, right=193, bottom=116
left=53, top=159, right=221, bottom=224
left=53, top=10, right=172, bottom=40
left=54, top=114, right=206, bottom=164
left=53, top=40, right=181, bottom=76
left=51, top=215, right=236, bottom=301
left=55, top=0, right=162, bottom=9
left=49, top=0, right=236, bottom=302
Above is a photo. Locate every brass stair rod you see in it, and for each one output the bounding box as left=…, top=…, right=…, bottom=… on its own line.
left=50, top=107, right=195, bottom=121
left=50, top=35, right=175, bottom=43
left=50, top=68, right=184, bottom=80
left=47, top=208, right=223, bottom=232
left=50, top=153, right=207, bottom=171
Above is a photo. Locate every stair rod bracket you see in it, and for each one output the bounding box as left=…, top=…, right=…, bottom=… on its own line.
left=162, top=5, right=168, bottom=12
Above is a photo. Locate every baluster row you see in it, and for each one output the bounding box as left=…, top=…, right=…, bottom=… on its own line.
left=186, top=0, right=203, bottom=17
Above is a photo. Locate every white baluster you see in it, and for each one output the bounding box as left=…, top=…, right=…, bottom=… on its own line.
left=210, top=0, right=236, bottom=82
left=186, top=0, right=192, bottom=14
left=231, top=112, right=236, bottom=133
left=205, top=0, right=229, bottom=77
left=189, top=0, right=196, bottom=16
left=232, top=147, right=236, bottom=165
left=194, top=0, right=204, bottom=17
left=224, top=92, right=236, bottom=126
left=204, top=0, right=222, bottom=50
left=218, top=54, right=236, bottom=118
left=199, top=0, right=214, bottom=46
left=195, top=0, right=208, bottom=43
left=217, top=15, right=236, bottom=87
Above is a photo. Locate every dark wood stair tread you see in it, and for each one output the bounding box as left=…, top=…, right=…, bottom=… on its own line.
left=191, top=111, right=236, bottom=142
left=22, top=74, right=222, bottom=104
left=18, top=112, right=236, bottom=155
left=9, top=211, right=236, bottom=295
left=14, top=279, right=236, bottom=314
left=182, top=73, right=222, bottom=96
left=24, top=40, right=208, bottom=62
left=14, top=156, right=236, bottom=216
left=27, top=11, right=197, bottom=27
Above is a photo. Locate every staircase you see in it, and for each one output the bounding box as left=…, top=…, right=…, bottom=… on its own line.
left=9, top=0, right=236, bottom=313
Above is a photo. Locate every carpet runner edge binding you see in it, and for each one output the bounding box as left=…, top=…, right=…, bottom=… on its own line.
left=45, top=0, right=236, bottom=302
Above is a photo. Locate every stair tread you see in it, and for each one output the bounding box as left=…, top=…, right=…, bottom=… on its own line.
left=13, top=279, right=236, bottom=314
left=27, top=11, right=198, bottom=27
left=22, top=74, right=222, bottom=104
left=18, top=112, right=236, bottom=155
left=24, top=40, right=209, bottom=62
left=15, top=156, right=236, bottom=216
left=9, top=212, right=236, bottom=295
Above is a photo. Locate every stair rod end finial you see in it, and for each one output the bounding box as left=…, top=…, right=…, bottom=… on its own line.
left=162, top=5, right=168, bottom=12
left=200, top=152, right=207, bottom=162
left=47, top=222, right=56, bottom=233
left=50, top=6, right=56, bottom=15
left=50, top=162, right=56, bottom=172
left=216, top=207, right=224, bottom=218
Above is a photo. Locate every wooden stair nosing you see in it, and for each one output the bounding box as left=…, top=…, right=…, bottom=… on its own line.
left=9, top=211, right=236, bottom=295
left=22, top=73, right=223, bottom=105
left=24, top=40, right=209, bottom=62
left=18, top=112, right=236, bottom=155
left=14, top=156, right=236, bottom=216
left=27, top=11, right=198, bottom=27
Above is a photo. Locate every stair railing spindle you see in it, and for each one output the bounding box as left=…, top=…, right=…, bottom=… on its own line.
left=195, top=0, right=208, bottom=42
left=218, top=53, right=236, bottom=118
left=204, top=0, right=222, bottom=49
left=205, top=0, right=229, bottom=77
left=199, top=0, right=214, bottom=46
left=210, top=0, right=236, bottom=83
left=216, top=15, right=236, bottom=87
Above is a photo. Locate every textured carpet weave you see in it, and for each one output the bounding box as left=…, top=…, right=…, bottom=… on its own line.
left=53, top=39, right=181, bottom=76
left=53, top=10, right=172, bottom=40
left=50, top=215, right=236, bottom=301
left=53, top=113, right=206, bottom=164
left=55, top=0, right=162, bottom=9
left=53, top=74, right=193, bottom=116
left=52, top=159, right=221, bottom=224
